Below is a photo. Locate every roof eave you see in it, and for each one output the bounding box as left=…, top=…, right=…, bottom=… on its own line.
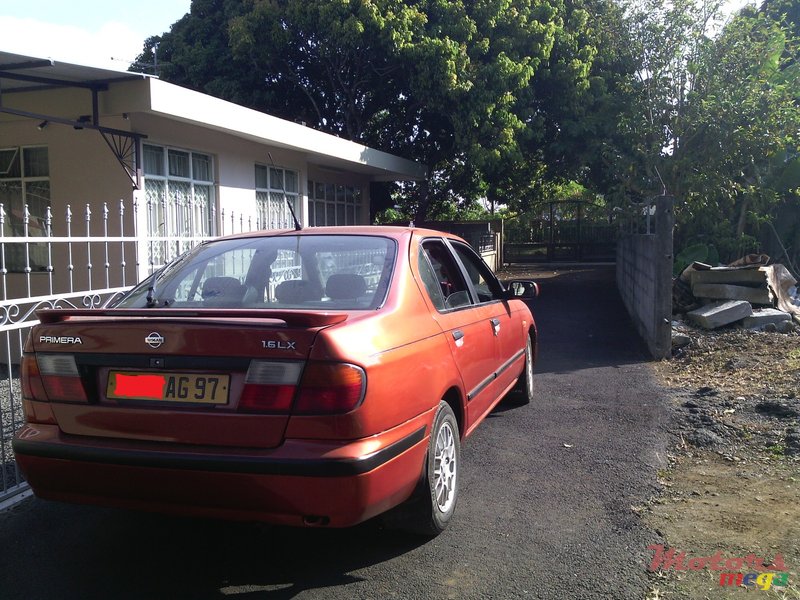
left=146, top=79, right=426, bottom=181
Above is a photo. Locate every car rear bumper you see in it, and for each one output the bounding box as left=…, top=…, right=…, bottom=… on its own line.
left=13, top=418, right=430, bottom=527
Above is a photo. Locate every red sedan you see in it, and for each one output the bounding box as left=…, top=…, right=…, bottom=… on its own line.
left=14, top=226, right=537, bottom=534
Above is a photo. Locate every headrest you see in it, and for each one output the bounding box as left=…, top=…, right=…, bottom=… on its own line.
left=202, top=277, right=245, bottom=300
left=274, top=280, right=319, bottom=303
left=326, top=273, right=367, bottom=300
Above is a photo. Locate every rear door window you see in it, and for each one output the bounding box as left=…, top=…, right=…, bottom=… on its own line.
left=449, top=241, right=505, bottom=303
left=418, top=239, right=473, bottom=311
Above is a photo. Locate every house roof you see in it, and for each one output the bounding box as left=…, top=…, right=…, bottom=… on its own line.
left=0, top=50, right=426, bottom=182
left=142, top=78, right=426, bottom=181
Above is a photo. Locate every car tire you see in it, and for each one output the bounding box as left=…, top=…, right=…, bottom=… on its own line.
left=508, top=335, right=534, bottom=405
left=390, top=401, right=460, bottom=536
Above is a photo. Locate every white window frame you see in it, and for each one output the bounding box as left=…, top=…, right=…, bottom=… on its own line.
left=255, top=164, right=300, bottom=230
left=143, top=144, right=216, bottom=267
left=308, top=180, right=362, bottom=227
left=0, top=145, right=50, bottom=272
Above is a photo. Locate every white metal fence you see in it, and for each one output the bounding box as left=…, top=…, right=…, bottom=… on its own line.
left=0, top=198, right=257, bottom=504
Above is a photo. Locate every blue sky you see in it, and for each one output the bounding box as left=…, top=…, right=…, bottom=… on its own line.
left=0, top=0, right=191, bottom=70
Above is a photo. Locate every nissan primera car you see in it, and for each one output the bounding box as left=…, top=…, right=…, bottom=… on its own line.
left=14, top=226, right=537, bottom=535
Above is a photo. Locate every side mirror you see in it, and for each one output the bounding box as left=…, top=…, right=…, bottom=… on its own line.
left=504, top=280, right=539, bottom=299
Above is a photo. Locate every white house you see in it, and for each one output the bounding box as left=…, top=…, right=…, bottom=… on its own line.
left=0, top=50, right=426, bottom=299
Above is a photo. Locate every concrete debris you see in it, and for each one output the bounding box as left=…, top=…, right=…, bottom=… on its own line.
left=689, top=267, right=768, bottom=287
left=742, top=308, right=792, bottom=330
left=671, top=332, right=692, bottom=349
left=692, top=283, right=771, bottom=305
left=760, top=321, right=796, bottom=333
left=687, top=300, right=753, bottom=330
left=673, top=258, right=798, bottom=333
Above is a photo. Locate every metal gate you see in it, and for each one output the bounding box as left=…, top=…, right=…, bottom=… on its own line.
left=504, top=201, right=617, bottom=263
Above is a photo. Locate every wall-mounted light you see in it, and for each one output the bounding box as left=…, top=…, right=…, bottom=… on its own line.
left=74, top=115, right=91, bottom=130
left=37, top=120, right=48, bottom=131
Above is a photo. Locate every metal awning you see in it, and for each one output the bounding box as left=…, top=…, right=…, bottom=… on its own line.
left=0, top=51, right=150, bottom=188
left=0, top=50, right=148, bottom=93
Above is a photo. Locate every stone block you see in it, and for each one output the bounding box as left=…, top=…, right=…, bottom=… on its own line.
left=692, top=283, right=771, bottom=305
left=687, top=300, right=753, bottom=329
left=742, top=308, right=791, bottom=329
left=690, top=268, right=767, bottom=287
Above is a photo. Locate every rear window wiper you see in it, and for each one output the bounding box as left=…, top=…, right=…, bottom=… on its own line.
left=145, top=272, right=160, bottom=307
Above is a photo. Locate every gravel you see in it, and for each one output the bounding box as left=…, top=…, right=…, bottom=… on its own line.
left=0, top=372, right=25, bottom=497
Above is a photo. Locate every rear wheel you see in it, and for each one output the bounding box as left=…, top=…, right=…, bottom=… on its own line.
left=509, top=335, right=534, bottom=405
left=393, top=401, right=460, bottom=536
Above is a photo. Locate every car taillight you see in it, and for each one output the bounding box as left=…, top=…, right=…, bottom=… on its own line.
left=23, top=354, right=88, bottom=402
left=21, top=354, right=47, bottom=401
left=294, top=362, right=366, bottom=415
left=240, top=360, right=304, bottom=413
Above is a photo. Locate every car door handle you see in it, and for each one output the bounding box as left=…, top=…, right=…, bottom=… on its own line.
left=452, top=330, right=464, bottom=341
left=490, top=318, right=501, bottom=336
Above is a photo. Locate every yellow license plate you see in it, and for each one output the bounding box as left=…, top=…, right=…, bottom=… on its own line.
left=107, top=371, right=230, bottom=404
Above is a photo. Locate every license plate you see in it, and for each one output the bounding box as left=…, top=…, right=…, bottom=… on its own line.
left=107, top=371, right=230, bottom=404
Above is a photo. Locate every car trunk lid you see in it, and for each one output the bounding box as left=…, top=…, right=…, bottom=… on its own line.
left=28, top=308, right=347, bottom=449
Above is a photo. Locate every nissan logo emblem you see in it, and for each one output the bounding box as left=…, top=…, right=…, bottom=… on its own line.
left=145, top=332, right=164, bottom=349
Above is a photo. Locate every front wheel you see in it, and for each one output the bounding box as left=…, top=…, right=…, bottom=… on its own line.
left=509, top=335, right=534, bottom=405
left=397, top=401, right=460, bottom=536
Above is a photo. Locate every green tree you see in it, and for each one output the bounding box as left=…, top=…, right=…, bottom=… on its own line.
left=133, top=0, right=603, bottom=223
left=683, top=9, right=799, bottom=241
left=604, top=0, right=800, bottom=260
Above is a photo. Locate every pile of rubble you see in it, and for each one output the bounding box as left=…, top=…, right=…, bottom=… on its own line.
left=672, top=255, right=800, bottom=345
left=662, top=255, right=800, bottom=460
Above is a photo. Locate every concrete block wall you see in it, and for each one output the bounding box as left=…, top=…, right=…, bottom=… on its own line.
left=616, top=197, right=674, bottom=359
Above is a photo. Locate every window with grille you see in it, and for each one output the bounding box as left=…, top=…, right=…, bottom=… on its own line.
left=0, top=146, right=50, bottom=271
left=307, top=180, right=362, bottom=227
left=143, top=144, right=215, bottom=268
left=255, top=164, right=299, bottom=230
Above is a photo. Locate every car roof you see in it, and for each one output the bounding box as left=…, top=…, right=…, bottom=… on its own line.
left=215, top=225, right=464, bottom=243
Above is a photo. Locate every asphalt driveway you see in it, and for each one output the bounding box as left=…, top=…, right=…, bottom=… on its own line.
left=0, top=265, right=670, bottom=599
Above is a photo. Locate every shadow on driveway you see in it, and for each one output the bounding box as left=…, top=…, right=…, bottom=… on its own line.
left=505, top=264, right=651, bottom=373
left=0, top=502, right=429, bottom=599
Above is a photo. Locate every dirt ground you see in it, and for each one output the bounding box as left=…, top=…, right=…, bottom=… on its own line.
left=647, top=325, right=800, bottom=599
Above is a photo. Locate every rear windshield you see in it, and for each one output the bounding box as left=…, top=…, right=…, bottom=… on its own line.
left=115, top=235, right=396, bottom=310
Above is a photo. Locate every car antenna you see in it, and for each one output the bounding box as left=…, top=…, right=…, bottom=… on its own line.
left=268, top=152, right=302, bottom=231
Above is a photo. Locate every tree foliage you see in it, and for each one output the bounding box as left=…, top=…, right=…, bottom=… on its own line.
left=602, top=0, right=800, bottom=261
left=133, top=0, right=604, bottom=221
left=131, top=0, right=800, bottom=264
